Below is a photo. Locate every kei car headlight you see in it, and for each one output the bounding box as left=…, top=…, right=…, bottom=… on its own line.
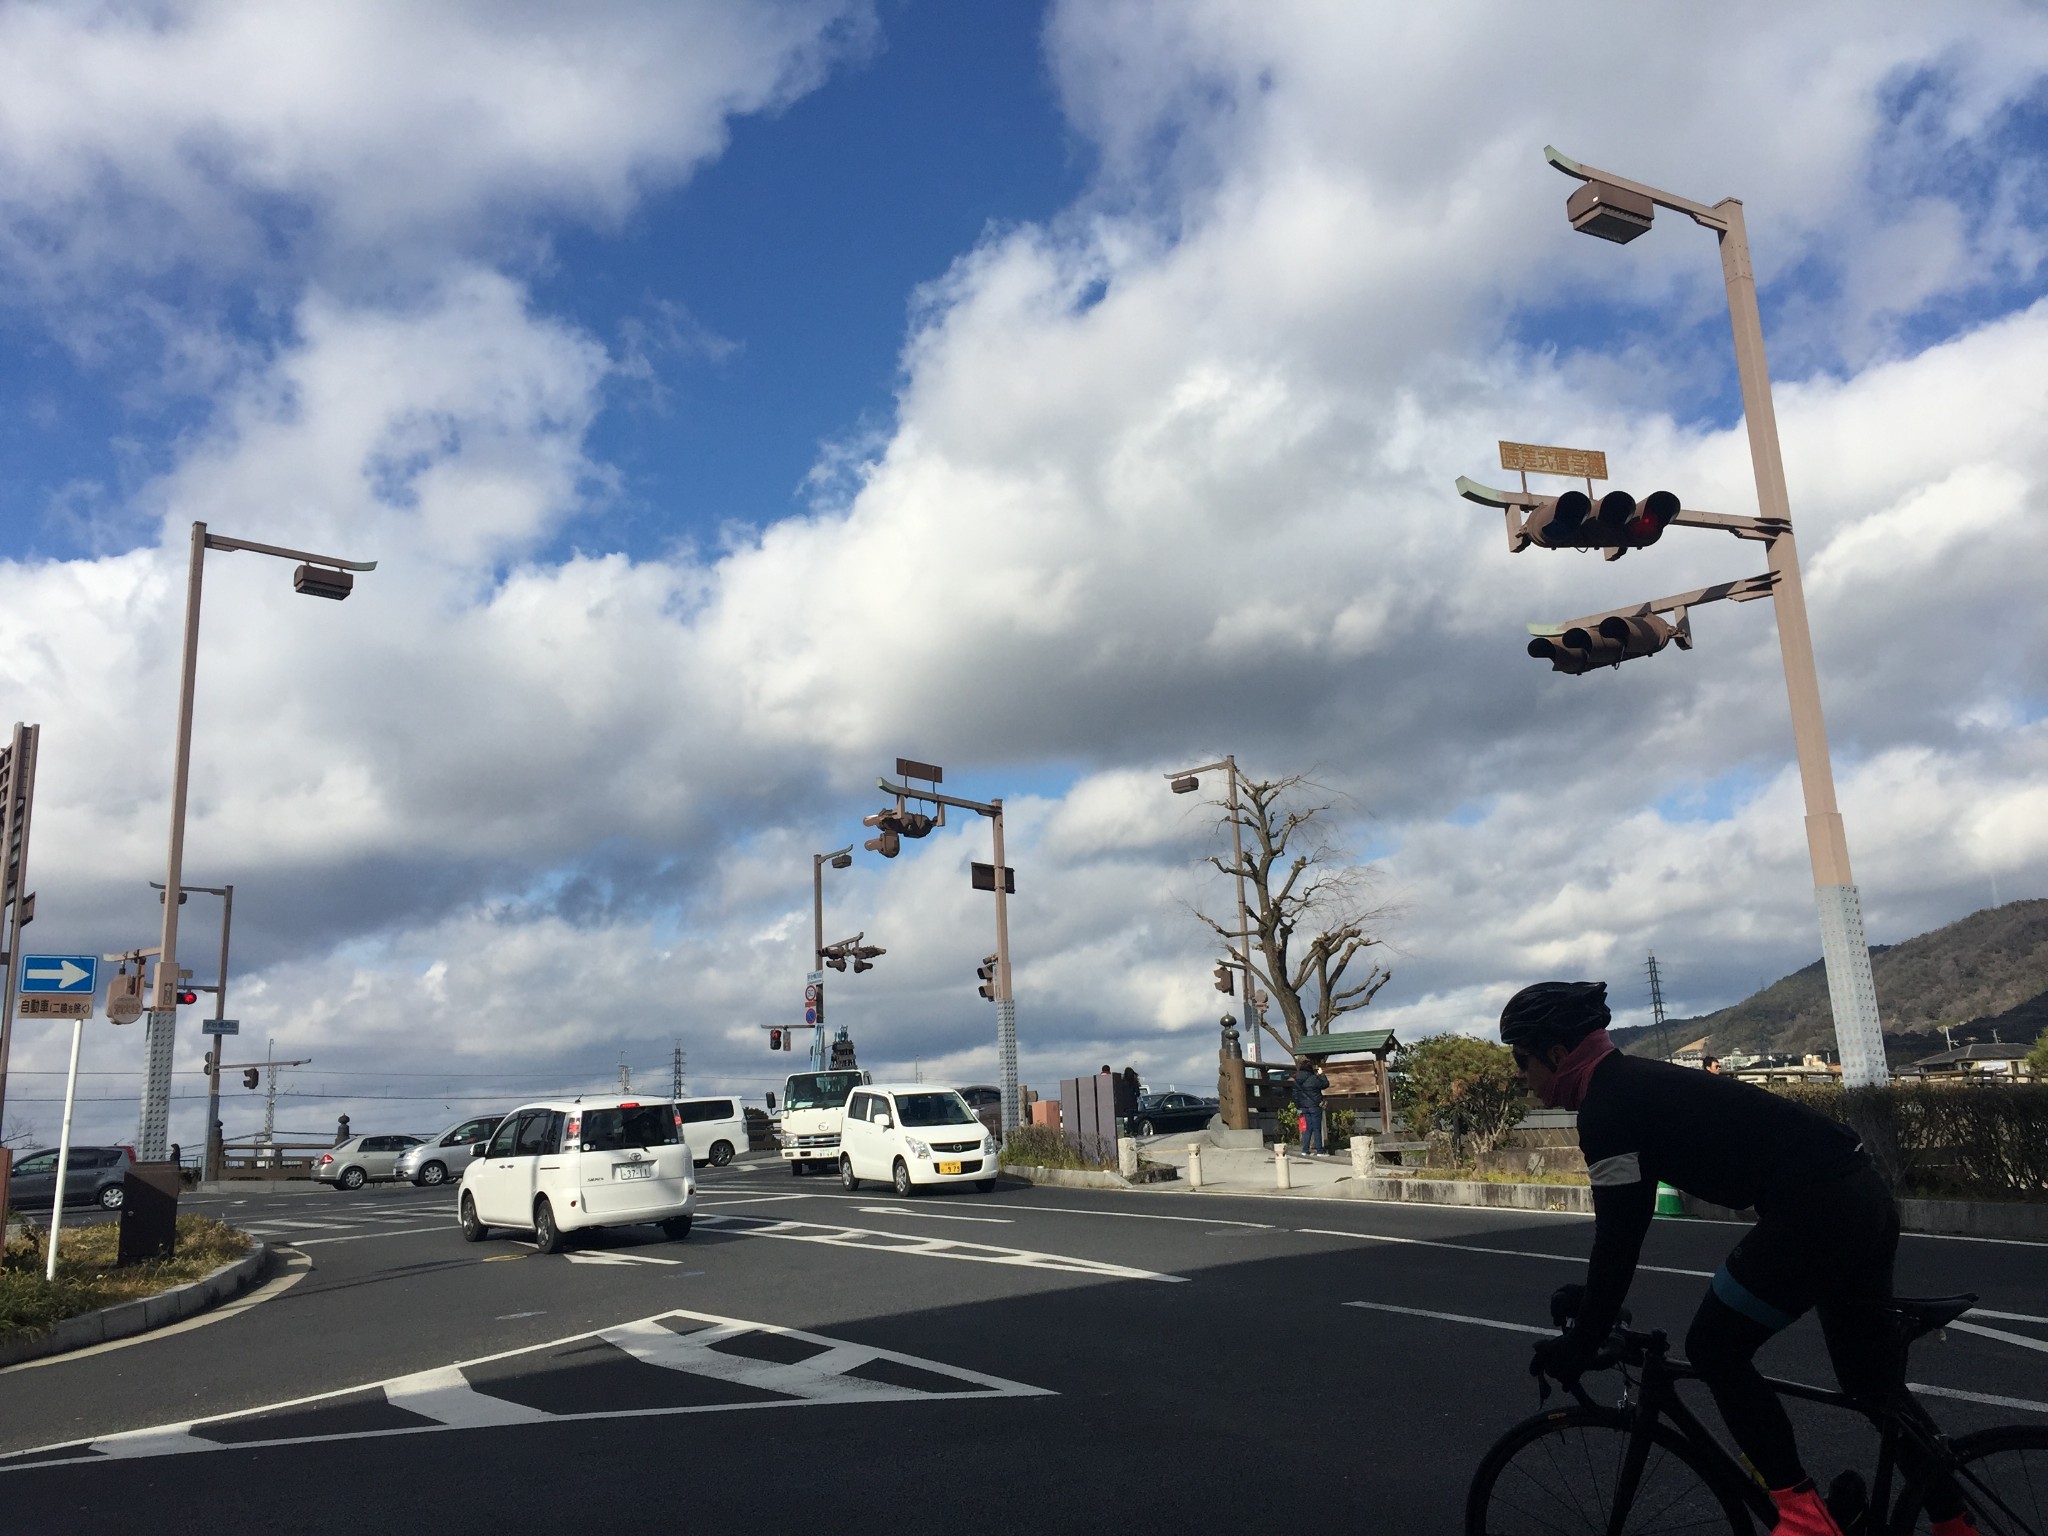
left=905, top=1138, right=931, bottom=1159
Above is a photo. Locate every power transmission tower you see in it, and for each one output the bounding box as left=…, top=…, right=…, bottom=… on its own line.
left=617, top=1058, right=632, bottom=1095
left=263, top=1038, right=279, bottom=1148
left=671, top=1042, right=686, bottom=1102
left=1645, top=952, right=1671, bottom=1060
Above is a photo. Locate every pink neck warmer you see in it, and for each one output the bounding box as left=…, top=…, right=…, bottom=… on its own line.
left=1540, top=1028, right=1615, bottom=1111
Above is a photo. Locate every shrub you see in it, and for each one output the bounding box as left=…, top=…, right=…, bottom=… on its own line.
left=999, top=1124, right=1115, bottom=1171
left=1778, top=1083, right=2048, bottom=1200
left=1395, top=1035, right=1529, bottom=1160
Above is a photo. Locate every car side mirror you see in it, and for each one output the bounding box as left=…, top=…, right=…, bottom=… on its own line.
left=876, top=1116, right=893, bottom=1131
left=765, top=1092, right=777, bottom=1111
left=471, top=1142, right=488, bottom=1158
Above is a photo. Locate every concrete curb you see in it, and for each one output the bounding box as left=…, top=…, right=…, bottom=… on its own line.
left=1000, top=1163, right=1132, bottom=1190
left=0, top=1242, right=270, bottom=1369
left=1336, top=1177, right=1593, bottom=1213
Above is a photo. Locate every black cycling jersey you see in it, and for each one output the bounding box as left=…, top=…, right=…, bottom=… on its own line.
left=1570, top=1052, right=1863, bottom=1348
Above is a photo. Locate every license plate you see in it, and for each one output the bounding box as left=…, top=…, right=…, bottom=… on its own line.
left=615, top=1162, right=653, bottom=1180
left=938, top=1161, right=962, bottom=1175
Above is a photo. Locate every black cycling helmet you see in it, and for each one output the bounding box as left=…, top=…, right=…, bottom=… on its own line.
left=1498, top=981, right=1610, bottom=1051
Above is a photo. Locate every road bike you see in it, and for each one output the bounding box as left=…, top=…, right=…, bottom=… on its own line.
left=1465, top=1289, right=2048, bottom=1534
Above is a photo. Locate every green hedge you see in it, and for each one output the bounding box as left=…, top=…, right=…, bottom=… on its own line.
left=1778, top=1084, right=2048, bottom=1201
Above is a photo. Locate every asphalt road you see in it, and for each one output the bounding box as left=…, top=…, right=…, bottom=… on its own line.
left=2, top=1155, right=2042, bottom=1533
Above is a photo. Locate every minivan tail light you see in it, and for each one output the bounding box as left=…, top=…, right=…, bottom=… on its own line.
left=618, top=1101, right=638, bottom=1109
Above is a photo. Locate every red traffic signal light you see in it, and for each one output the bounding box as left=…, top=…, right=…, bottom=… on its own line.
left=241, top=1068, right=260, bottom=1089
left=1522, top=489, right=1680, bottom=558
left=1527, top=613, right=1686, bottom=674
left=176, top=989, right=199, bottom=1005
left=769, top=1028, right=783, bottom=1051
left=1213, top=963, right=1234, bottom=996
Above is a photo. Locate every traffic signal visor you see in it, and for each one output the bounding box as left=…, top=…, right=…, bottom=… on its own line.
left=242, top=1067, right=260, bottom=1089
left=1521, top=488, right=1681, bottom=556
left=1528, top=613, right=1686, bottom=673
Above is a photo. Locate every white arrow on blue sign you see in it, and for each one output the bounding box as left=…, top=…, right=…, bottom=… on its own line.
left=20, top=954, right=97, bottom=995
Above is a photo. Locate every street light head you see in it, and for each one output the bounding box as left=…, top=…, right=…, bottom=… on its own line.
left=292, top=564, right=355, bottom=600
left=1169, top=775, right=1199, bottom=794
left=1566, top=180, right=1653, bottom=244
left=829, top=853, right=852, bottom=870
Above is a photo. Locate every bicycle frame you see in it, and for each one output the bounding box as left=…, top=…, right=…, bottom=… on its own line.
left=1564, top=1328, right=1932, bottom=1534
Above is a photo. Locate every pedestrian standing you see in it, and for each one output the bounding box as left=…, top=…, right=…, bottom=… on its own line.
left=1291, top=1057, right=1329, bottom=1156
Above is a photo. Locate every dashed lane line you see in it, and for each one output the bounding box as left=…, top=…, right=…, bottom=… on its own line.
left=817, top=1195, right=1275, bottom=1229
left=694, top=1212, right=1187, bottom=1282
left=0, top=1307, right=1053, bottom=1469
left=854, top=1206, right=1013, bottom=1224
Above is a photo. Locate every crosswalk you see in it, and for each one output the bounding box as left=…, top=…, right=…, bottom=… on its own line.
left=0, top=1308, right=1052, bottom=1470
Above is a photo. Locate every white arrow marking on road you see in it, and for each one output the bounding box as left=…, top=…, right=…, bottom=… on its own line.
left=856, top=1205, right=1013, bottom=1224
left=25, top=959, right=88, bottom=988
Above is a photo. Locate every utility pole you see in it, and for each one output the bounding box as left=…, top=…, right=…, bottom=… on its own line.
left=0, top=722, right=40, bottom=1168
left=1645, top=952, right=1670, bottom=1060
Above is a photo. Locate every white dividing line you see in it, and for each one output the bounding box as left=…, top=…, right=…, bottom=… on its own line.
left=1950, top=1320, right=2048, bottom=1356
left=877, top=1197, right=1275, bottom=1229
left=694, top=1195, right=813, bottom=1208
left=1298, top=1226, right=1710, bottom=1279
left=562, top=1250, right=683, bottom=1267
left=855, top=1206, right=1013, bottom=1224
left=1968, top=1308, right=2048, bottom=1326
left=0, top=1306, right=1053, bottom=1470
left=1345, top=1301, right=1549, bottom=1335
left=1910, top=1383, right=2048, bottom=1415
left=695, top=1213, right=1186, bottom=1283
left=287, top=1224, right=453, bottom=1247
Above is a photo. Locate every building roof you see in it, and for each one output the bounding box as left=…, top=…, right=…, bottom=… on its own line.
left=1910, top=1042, right=2031, bottom=1067
left=1295, top=1028, right=1399, bottom=1057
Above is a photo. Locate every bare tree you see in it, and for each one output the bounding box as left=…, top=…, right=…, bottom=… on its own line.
left=1194, top=772, right=1394, bottom=1059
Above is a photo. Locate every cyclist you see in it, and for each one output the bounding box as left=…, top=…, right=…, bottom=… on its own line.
left=1501, top=980, right=1975, bottom=1536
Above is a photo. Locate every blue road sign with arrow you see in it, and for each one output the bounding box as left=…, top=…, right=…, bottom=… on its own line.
left=20, top=954, right=97, bottom=995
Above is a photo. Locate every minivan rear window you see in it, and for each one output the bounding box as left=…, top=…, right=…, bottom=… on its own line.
left=678, top=1100, right=735, bottom=1124
left=581, top=1105, right=680, bottom=1151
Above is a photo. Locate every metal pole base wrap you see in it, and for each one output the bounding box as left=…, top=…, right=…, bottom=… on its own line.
left=1815, top=884, right=1886, bottom=1088
left=136, top=1008, right=177, bottom=1160
left=997, top=998, right=1019, bottom=1136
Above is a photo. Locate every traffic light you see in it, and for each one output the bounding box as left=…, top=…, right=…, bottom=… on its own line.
left=769, top=1028, right=783, bottom=1051
left=852, top=944, right=884, bottom=974
left=824, top=953, right=847, bottom=972
left=976, top=954, right=998, bottom=1001
left=783, top=1027, right=793, bottom=1052
left=1213, top=962, right=1234, bottom=995
left=862, top=809, right=902, bottom=858
left=242, top=1067, right=260, bottom=1089
left=1521, top=489, right=1680, bottom=558
left=176, top=987, right=199, bottom=1005
left=896, top=812, right=935, bottom=839
left=1527, top=614, right=1686, bottom=674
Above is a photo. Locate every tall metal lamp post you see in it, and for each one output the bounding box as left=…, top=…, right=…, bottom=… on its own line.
left=142, top=525, right=375, bottom=1160
left=1533, top=147, right=1885, bottom=1087
left=1167, top=757, right=1265, bottom=1064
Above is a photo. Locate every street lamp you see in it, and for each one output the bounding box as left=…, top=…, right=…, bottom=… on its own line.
left=141, top=524, right=375, bottom=1160
left=1523, top=146, right=1884, bottom=1088
left=1166, top=757, right=1265, bottom=1064
left=152, top=879, right=232, bottom=1181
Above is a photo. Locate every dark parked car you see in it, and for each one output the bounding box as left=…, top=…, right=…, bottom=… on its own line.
left=6, top=1145, right=135, bottom=1211
left=1128, top=1092, right=1217, bottom=1138
left=955, top=1084, right=1003, bottom=1138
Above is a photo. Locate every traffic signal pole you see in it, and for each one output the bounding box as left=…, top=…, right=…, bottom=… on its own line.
left=1536, top=148, right=1888, bottom=1088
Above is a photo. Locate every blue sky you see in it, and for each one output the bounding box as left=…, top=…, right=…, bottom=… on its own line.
left=3, top=1, right=2048, bottom=1147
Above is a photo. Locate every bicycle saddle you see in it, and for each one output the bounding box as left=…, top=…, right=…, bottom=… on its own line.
left=1885, top=1294, right=1977, bottom=1339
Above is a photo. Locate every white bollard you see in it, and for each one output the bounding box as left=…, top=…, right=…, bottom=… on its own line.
left=1117, top=1136, right=1139, bottom=1179
left=1186, top=1144, right=1203, bottom=1190
left=1275, top=1141, right=1291, bottom=1190
left=1351, top=1133, right=1376, bottom=1178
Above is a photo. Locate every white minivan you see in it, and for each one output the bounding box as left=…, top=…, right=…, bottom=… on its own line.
left=457, top=1097, right=696, bottom=1253
left=677, top=1096, right=747, bottom=1168
left=838, top=1084, right=999, bottom=1197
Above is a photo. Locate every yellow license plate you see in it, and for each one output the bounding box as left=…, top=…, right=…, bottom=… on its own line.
left=938, top=1161, right=962, bottom=1175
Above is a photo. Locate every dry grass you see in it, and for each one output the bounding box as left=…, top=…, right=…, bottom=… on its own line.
left=1, top=1215, right=254, bottom=1339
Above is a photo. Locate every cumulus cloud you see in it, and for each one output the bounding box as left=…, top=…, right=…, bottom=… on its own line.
left=4, top=1, right=2048, bottom=1148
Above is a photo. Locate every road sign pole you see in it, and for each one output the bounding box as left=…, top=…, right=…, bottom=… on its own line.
left=0, top=721, right=41, bottom=1149
left=45, top=1013, right=84, bottom=1282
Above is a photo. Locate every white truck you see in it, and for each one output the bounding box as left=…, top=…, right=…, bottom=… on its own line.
left=777, top=1069, right=870, bottom=1176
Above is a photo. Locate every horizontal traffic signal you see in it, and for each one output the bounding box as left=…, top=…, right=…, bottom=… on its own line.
left=852, top=944, right=884, bottom=974
left=1527, top=614, right=1685, bottom=674
left=1522, top=489, right=1680, bottom=557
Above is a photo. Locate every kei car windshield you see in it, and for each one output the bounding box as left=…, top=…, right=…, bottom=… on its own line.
left=893, top=1093, right=977, bottom=1128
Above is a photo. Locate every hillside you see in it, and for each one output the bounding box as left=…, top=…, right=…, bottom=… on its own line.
left=1613, top=898, right=2048, bottom=1065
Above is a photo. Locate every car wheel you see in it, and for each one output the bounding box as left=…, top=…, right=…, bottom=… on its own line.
left=840, top=1155, right=860, bottom=1192
left=97, top=1183, right=125, bottom=1210
left=417, top=1161, right=447, bottom=1187
left=892, top=1158, right=914, bottom=1198
left=1137, top=1120, right=1156, bottom=1137
left=975, top=1178, right=996, bottom=1194
left=709, top=1140, right=735, bottom=1168
left=662, top=1215, right=693, bottom=1240
left=459, top=1193, right=486, bottom=1242
left=533, top=1197, right=565, bottom=1254
left=339, top=1166, right=367, bottom=1190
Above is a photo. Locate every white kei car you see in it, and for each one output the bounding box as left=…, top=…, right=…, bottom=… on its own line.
left=838, top=1084, right=1000, bottom=1196
left=458, top=1097, right=696, bottom=1253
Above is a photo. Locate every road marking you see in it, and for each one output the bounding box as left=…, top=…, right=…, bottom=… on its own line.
left=838, top=1196, right=1275, bottom=1229
left=1950, top=1320, right=2048, bottom=1355
left=694, top=1195, right=812, bottom=1208
left=1345, top=1301, right=1549, bottom=1335
left=1966, top=1308, right=2048, bottom=1326
left=493, top=1312, right=547, bottom=1320
left=562, top=1250, right=683, bottom=1267
left=695, top=1213, right=1186, bottom=1282
left=854, top=1206, right=1013, bottom=1224
left=0, top=1308, right=1053, bottom=1469
left=1910, top=1383, right=2048, bottom=1415
left=1298, top=1227, right=1711, bottom=1279
left=286, top=1225, right=454, bottom=1247
left=0, top=1250, right=313, bottom=1375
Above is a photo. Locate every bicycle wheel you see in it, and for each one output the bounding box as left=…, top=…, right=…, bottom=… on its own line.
left=1467, top=1405, right=1754, bottom=1534
left=1895, top=1424, right=2048, bottom=1535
